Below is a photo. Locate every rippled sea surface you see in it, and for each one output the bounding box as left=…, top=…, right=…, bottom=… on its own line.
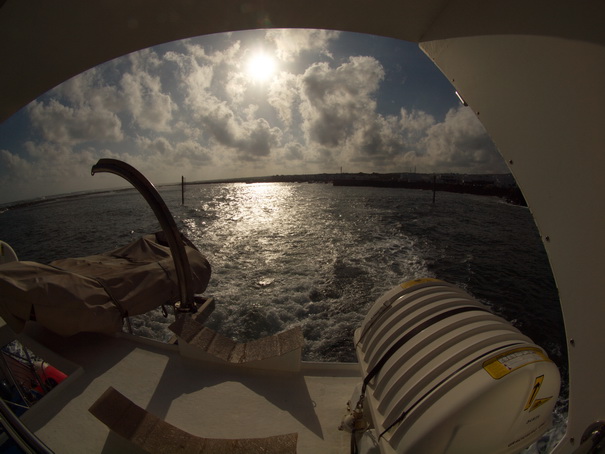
left=0, top=182, right=567, bottom=450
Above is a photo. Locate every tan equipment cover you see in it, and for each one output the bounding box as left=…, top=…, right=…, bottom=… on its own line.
left=0, top=234, right=211, bottom=336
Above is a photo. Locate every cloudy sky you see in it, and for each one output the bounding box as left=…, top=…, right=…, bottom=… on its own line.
left=0, top=29, right=507, bottom=204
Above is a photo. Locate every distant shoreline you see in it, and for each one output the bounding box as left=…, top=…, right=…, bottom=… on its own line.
left=2, top=172, right=526, bottom=211
left=1, top=187, right=135, bottom=212
left=185, top=172, right=527, bottom=206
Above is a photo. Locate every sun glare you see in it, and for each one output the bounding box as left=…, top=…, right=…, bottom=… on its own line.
left=246, top=52, right=276, bottom=82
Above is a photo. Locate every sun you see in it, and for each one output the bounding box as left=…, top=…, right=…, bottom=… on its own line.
left=246, top=51, right=276, bottom=83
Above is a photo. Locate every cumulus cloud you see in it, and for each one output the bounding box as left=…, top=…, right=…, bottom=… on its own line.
left=353, top=114, right=406, bottom=162
left=23, top=141, right=119, bottom=182
left=420, top=107, right=506, bottom=172
left=174, top=140, right=213, bottom=165
left=268, top=72, right=301, bottom=127
left=28, top=99, right=123, bottom=145
left=224, top=71, right=248, bottom=104
left=265, top=29, right=340, bottom=62
left=300, top=57, right=385, bottom=147
left=285, top=51, right=501, bottom=173
left=53, top=68, right=122, bottom=112
left=197, top=101, right=282, bottom=158
left=167, top=44, right=283, bottom=159
left=120, top=70, right=175, bottom=132
left=169, top=41, right=250, bottom=108
left=134, top=136, right=212, bottom=169
left=236, top=117, right=282, bottom=158
left=0, top=142, right=121, bottom=203
left=400, top=109, right=437, bottom=142
left=166, top=50, right=214, bottom=109
left=0, top=149, right=31, bottom=178
left=185, top=40, right=242, bottom=66
left=118, top=50, right=177, bottom=131
left=283, top=142, right=304, bottom=160
left=348, top=106, right=504, bottom=173
left=28, top=48, right=178, bottom=146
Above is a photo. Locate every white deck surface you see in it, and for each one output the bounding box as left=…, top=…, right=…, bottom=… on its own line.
left=6, top=321, right=360, bottom=453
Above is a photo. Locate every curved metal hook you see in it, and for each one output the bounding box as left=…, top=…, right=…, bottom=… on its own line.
left=91, top=158, right=196, bottom=312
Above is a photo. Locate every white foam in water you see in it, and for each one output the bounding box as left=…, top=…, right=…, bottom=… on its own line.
left=174, top=184, right=433, bottom=360
left=522, top=394, right=568, bottom=453
left=127, top=185, right=565, bottom=369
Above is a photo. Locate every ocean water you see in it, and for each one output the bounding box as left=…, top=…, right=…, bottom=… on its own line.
left=0, top=182, right=567, bottom=450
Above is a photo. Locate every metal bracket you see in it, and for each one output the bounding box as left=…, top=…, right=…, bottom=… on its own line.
left=91, top=159, right=196, bottom=312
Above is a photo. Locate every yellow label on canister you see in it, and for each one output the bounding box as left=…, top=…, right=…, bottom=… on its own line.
left=483, top=347, right=550, bottom=379
left=524, top=375, right=544, bottom=410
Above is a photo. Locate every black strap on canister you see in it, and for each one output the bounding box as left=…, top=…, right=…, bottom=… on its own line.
left=360, top=305, right=490, bottom=395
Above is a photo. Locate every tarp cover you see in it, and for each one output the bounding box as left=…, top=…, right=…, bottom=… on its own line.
left=0, top=233, right=211, bottom=336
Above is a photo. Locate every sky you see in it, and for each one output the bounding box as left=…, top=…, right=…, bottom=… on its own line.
left=0, top=29, right=508, bottom=204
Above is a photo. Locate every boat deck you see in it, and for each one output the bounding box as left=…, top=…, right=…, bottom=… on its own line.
left=2, top=320, right=361, bottom=453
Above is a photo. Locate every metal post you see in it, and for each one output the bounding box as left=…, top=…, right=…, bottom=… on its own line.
left=181, top=176, right=185, bottom=206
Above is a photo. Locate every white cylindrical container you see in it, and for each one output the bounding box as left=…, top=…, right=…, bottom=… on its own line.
left=354, top=279, right=560, bottom=454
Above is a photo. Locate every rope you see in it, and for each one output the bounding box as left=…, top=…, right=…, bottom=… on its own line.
left=355, top=300, right=396, bottom=347
left=45, top=264, right=134, bottom=334
left=362, top=306, right=488, bottom=391
left=93, top=278, right=132, bottom=334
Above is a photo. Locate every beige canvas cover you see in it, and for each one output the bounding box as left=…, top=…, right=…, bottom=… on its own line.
left=0, top=233, right=211, bottom=336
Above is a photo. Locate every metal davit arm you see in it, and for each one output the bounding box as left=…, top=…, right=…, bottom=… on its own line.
left=91, top=158, right=196, bottom=312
